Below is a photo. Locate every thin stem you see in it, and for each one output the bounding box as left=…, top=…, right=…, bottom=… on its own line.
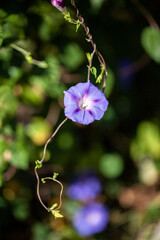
left=41, top=177, right=64, bottom=210
left=35, top=117, right=68, bottom=212
left=10, top=43, right=29, bottom=55
left=131, top=0, right=159, bottom=30
left=35, top=167, right=49, bottom=211
left=71, top=0, right=107, bottom=92
left=39, top=117, right=68, bottom=165
left=87, top=45, right=96, bottom=82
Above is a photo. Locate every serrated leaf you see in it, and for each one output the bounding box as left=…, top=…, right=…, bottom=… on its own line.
left=141, top=27, right=160, bottom=63
left=91, top=66, right=97, bottom=78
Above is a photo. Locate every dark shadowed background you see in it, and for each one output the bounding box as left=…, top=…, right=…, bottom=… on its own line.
left=0, top=0, right=160, bottom=239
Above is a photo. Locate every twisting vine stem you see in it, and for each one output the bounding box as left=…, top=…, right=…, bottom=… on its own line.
left=71, top=0, right=107, bottom=92
left=35, top=117, right=68, bottom=217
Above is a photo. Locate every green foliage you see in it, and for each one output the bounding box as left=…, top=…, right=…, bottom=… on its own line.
left=35, top=160, right=42, bottom=169
left=91, top=66, right=97, bottom=78
left=60, top=43, right=85, bottom=71
left=96, top=67, right=105, bottom=83
left=141, top=27, right=160, bottom=63
left=0, top=25, right=3, bottom=46
left=63, top=12, right=81, bottom=32
left=51, top=210, right=63, bottom=219
left=99, top=153, right=124, bottom=179
left=12, top=199, right=30, bottom=220
left=130, top=121, right=160, bottom=161
left=10, top=142, right=30, bottom=170
left=57, top=132, right=74, bottom=150
left=0, top=85, right=18, bottom=121
left=86, top=52, right=92, bottom=62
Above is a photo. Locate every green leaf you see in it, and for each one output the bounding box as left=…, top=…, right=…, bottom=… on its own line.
left=91, top=66, right=97, bottom=78
left=60, top=43, right=85, bottom=71
left=51, top=210, right=63, bottom=219
left=86, top=52, right=91, bottom=62
left=104, top=68, right=115, bottom=98
left=53, top=173, right=59, bottom=179
left=10, top=143, right=30, bottom=170
left=41, top=178, right=46, bottom=183
left=141, top=27, right=160, bottom=63
left=96, top=70, right=104, bottom=83
left=50, top=203, right=58, bottom=210
left=35, top=160, right=42, bottom=169
left=0, top=86, right=18, bottom=121
left=76, top=22, right=81, bottom=32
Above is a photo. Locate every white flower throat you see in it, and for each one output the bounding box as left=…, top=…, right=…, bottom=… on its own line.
left=79, top=98, right=90, bottom=110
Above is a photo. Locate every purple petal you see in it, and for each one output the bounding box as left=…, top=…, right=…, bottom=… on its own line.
left=89, top=107, right=105, bottom=120
left=64, top=105, right=78, bottom=118
left=64, top=82, right=109, bottom=125
left=74, top=82, right=90, bottom=97
left=92, top=99, right=109, bottom=111
left=51, top=0, right=67, bottom=12
left=87, top=83, right=107, bottom=101
left=64, top=91, right=79, bottom=106
left=70, top=109, right=94, bottom=125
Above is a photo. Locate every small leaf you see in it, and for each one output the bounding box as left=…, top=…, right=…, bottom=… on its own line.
left=53, top=173, right=59, bottom=179
left=91, top=66, right=97, bottom=78
left=76, top=22, right=81, bottom=32
left=41, top=178, right=46, bottom=183
left=96, top=73, right=102, bottom=83
left=50, top=203, right=58, bottom=210
left=51, top=210, right=63, bottom=219
left=96, top=69, right=104, bottom=83
left=35, top=160, right=42, bottom=169
left=86, top=52, right=91, bottom=62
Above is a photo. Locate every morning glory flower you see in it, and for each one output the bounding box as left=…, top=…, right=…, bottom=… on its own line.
left=73, top=203, right=109, bottom=236
left=64, top=82, right=109, bottom=125
left=51, top=0, right=67, bottom=12
left=67, top=172, right=102, bottom=202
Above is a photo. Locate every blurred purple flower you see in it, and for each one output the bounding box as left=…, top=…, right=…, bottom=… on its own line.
left=67, top=173, right=102, bottom=202
left=73, top=203, right=109, bottom=236
left=51, top=0, right=67, bottom=12
left=117, top=58, right=135, bottom=88
left=64, top=82, right=109, bottom=125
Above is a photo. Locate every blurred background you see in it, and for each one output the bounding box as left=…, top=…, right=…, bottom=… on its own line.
left=0, top=0, right=160, bottom=239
